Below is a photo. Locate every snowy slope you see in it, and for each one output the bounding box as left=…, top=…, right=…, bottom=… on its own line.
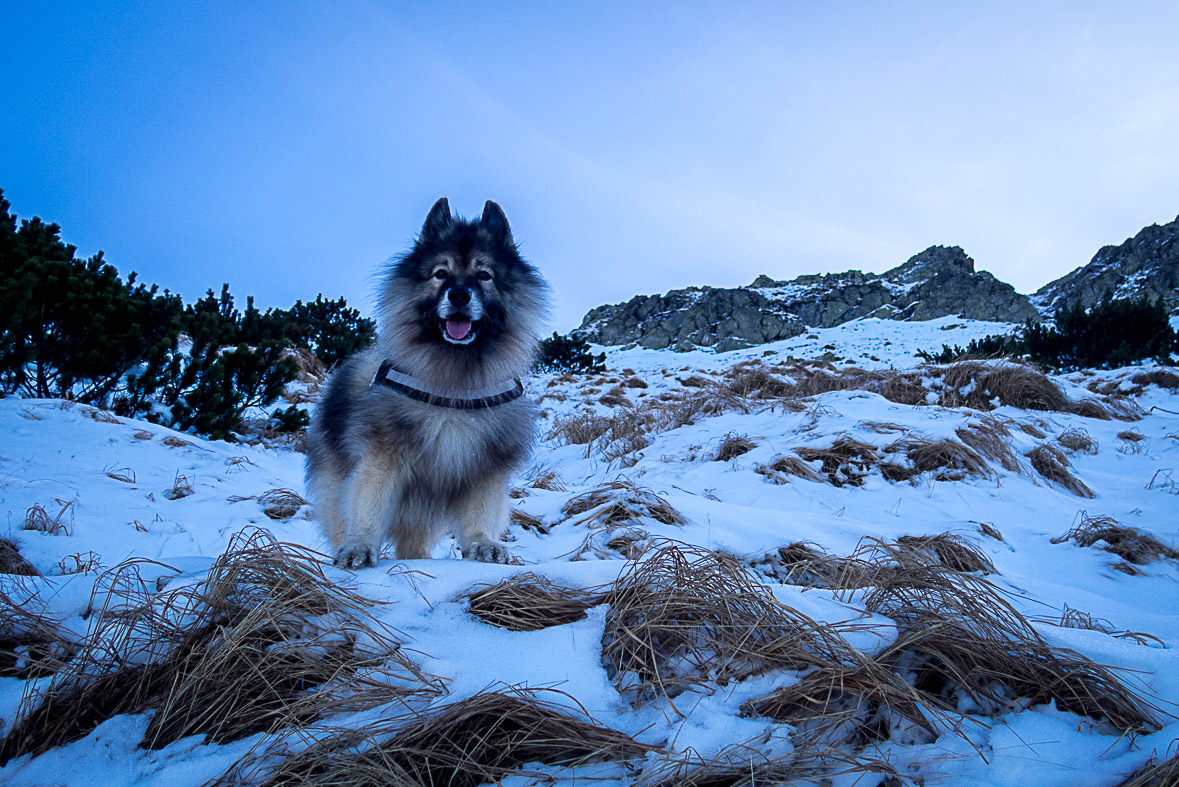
left=1, top=317, right=1178, bottom=786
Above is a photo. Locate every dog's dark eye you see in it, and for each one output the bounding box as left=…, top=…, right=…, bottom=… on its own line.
left=476, top=271, right=493, bottom=281
left=432, top=270, right=448, bottom=280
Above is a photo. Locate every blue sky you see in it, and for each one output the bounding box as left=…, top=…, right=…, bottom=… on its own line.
left=2, top=1, right=1177, bottom=331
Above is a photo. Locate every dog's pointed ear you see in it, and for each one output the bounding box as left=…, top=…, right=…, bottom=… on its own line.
left=419, top=198, right=452, bottom=244
left=481, top=200, right=513, bottom=246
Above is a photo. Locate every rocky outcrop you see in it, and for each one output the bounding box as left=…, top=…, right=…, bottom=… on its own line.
left=577, top=245, right=1039, bottom=350
left=578, top=287, right=806, bottom=351
left=1034, top=215, right=1179, bottom=316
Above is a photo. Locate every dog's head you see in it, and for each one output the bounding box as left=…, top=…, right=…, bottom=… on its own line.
left=380, top=199, right=549, bottom=385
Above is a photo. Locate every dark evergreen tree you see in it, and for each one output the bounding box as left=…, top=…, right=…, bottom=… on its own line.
left=0, top=190, right=180, bottom=402
left=536, top=332, right=607, bottom=374
left=916, top=294, right=1176, bottom=370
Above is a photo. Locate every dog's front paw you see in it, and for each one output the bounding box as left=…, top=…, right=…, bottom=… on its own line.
left=463, top=541, right=510, bottom=564
left=335, top=543, right=377, bottom=569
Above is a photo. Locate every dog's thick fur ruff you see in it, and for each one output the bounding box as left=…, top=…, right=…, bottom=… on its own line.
left=305, top=199, right=549, bottom=568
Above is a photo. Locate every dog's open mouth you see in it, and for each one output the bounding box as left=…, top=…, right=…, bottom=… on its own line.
left=442, top=316, right=479, bottom=344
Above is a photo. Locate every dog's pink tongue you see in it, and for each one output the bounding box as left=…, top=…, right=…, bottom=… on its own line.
left=446, top=318, right=472, bottom=341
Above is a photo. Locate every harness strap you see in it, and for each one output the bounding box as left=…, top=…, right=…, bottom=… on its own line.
left=371, top=359, right=524, bottom=410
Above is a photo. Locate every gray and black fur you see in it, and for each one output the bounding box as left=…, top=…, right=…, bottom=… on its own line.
left=304, top=199, right=550, bottom=568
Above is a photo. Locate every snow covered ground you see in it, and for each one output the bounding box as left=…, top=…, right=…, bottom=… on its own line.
left=1, top=317, right=1178, bottom=786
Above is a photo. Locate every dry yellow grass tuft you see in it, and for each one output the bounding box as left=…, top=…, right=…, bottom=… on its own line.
left=462, top=573, right=606, bottom=631
left=228, top=488, right=309, bottom=520
left=218, top=688, right=657, bottom=787
left=1056, top=427, right=1099, bottom=454
left=938, top=361, right=1069, bottom=412
left=0, top=587, right=68, bottom=679
left=163, top=472, right=195, bottom=500
left=1115, top=752, right=1179, bottom=786
left=602, top=542, right=851, bottom=706
left=956, top=416, right=1021, bottom=472
left=715, top=432, right=756, bottom=461
left=755, top=455, right=826, bottom=484
left=0, top=529, right=440, bottom=764
left=561, top=480, right=685, bottom=528
left=22, top=502, right=73, bottom=536
left=1052, top=513, right=1178, bottom=565
left=884, top=437, right=991, bottom=482
left=1027, top=444, right=1094, bottom=497
left=859, top=564, right=1162, bottom=733
left=794, top=438, right=880, bottom=487
left=0, top=540, right=41, bottom=578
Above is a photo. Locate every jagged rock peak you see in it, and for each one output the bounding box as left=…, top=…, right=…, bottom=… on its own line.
left=884, top=245, right=975, bottom=284
left=577, top=244, right=1039, bottom=351
left=1034, top=215, right=1179, bottom=315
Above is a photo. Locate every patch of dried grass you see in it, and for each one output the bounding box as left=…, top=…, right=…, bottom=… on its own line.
left=22, top=502, right=73, bottom=536
left=636, top=741, right=899, bottom=787
left=57, top=551, right=102, bottom=576
left=938, top=361, right=1069, bottom=412
left=602, top=542, right=853, bottom=706
left=715, top=433, right=756, bottom=462
left=1055, top=605, right=1164, bottom=648
left=956, top=416, right=1021, bottom=472
left=977, top=522, right=1005, bottom=541
left=105, top=466, right=136, bottom=483
left=1116, top=751, right=1179, bottom=786
left=749, top=542, right=876, bottom=589
left=892, top=534, right=995, bottom=574
left=1130, top=370, right=1179, bottom=391
left=795, top=438, right=880, bottom=487
left=462, top=574, right=606, bottom=631
left=755, top=454, right=825, bottom=484
left=561, top=481, right=685, bottom=528
left=859, top=565, right=1162, bottom=732
left=220, top=688, right=657, bottom=787
left=1027, top=444, right=1094, bottom=497
left=1057, top=427, right=1098, bottom=454
left=1117, top=430, right=1148, bottom=454
left=527, top=469, right=566, bottom=492
left=509, top=508, right=548, bottom=534
left=884, top=438, right=990, bottom=482
left=741, top=649, right=945, bottom=746
left=161, top=435, right=193, bottom=448
left=1052, top=513, right=1178, bottom=565
left=0, top=587, right=68, bottom=678
left=164, top=472, right=195, bottom=500
left=228, top=488, right=309, bottom=520
left=0, top=540, right=40, bottom=577
left=0, top=529, right=439, bottom=763
left=82, top=407, right=123, bottom=424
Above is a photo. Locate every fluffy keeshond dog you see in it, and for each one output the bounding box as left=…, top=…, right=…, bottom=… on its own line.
left=305, top=198, right=549, bottom=568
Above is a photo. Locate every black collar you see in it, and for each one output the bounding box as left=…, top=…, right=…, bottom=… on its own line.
left=371, top=359, right=524, bottom=410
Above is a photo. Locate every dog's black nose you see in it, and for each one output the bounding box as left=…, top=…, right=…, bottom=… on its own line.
left=447, top=287, right=471, bottom=306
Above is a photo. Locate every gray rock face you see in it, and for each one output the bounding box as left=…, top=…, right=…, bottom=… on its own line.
left=1034, top=215, right=1179, bottom=316
left=576, top=245, right=1039, bottom=350
left=579, top=287, right=806, bottom=352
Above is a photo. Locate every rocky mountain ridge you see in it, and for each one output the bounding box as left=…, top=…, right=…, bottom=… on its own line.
left=576, top=216, right=1178, bottom=352
left=1034, top=215, right=1179, bottom=315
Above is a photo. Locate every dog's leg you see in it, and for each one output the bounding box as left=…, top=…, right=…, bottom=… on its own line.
left=456, top=469, right=511, bottom=564
left=337, top=453, right=400, bottom=569
left=307, top=460, right=349, bottom=550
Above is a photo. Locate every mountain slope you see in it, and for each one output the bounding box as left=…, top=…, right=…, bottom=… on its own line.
left=1035, top=215, right=1179, bottom=316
